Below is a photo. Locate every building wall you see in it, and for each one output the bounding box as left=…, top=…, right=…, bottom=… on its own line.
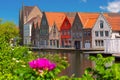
left=83, top=29, right=92, bottom=49
left=71, top=14, right=83, bottom=49
left=39, top=13, right=49, bottom=48
left=60, top=17, right=72, bottom=48
left=92, top=14, right=112, bottom=49
left=19, top=6, right=42, bottom=45
left=24, top=6, right=42, bottom=24
left=49, top=24, right=60, bottom=48
left=23, top=24, right=32, bottom=45
left=111, top=31, right=120, bottom=39
left=104, top=39, right=120, bottom=53
left=31, top=22, right=36, bottom=47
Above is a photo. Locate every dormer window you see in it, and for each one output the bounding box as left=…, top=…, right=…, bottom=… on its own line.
left=100, top=20, right=104, bottom=28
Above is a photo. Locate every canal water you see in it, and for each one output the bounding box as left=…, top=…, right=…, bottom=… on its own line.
left=33, top=50, right=93, bottom=77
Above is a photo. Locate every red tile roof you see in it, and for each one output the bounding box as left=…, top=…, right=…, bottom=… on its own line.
left=103, top=13, right=120, bottom=31
left=78, top=12, right=99, bottom=29
left=45, top=12, right=66, bottom=31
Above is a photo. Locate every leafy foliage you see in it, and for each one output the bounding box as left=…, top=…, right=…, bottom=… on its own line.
left=80, top=54, right=120, bottom=80
left=0, top=20, right=19, bottom=42
left=0, top=20, right=71, bottom=80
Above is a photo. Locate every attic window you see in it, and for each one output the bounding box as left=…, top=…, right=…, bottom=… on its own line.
left=100, top=20, right=104, bottom=28
left=42, top=19, right=46, bottom=25
left=65, top=21, right=69, bottom=26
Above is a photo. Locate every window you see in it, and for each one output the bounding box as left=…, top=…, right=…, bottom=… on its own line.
left=53, top=26, right=56, bottom=37
left=95, top=40, right=97, bottom=46
left=98, top=40, right=100, bottom=46
left=101, top=40, right=104, bottom=46
left=68, top=31, right=70, bottom=35
left=65, top=21, right=69, bottom=26
left=84, top=32, right=87, bottom=37
left=87, top=31, right=91, bottom=36
left=119, top=31, right=120, bottom=35
left=95, top=31, right=99, bottom=37
left=105, top=31, right=109, bottom=37
left=62, top=31, right=64, bottom=35
left=40, top=30, right=42, bottom=34
left=42, top=19, right=46, bottom=25
left=50, top=40, right=52, bottom=46
left=95, top=40, right=104, bottom=46
left=53, top=40, right=55, bottom=46
left=79, top=33, right=82, bottom=38
left=64, top=30, right=66, bottom=35
left=100, top=31, right=103, bottom=37
left=100, top=20, right=104, bottom=28
left=86, top=40, right=90, bottom=43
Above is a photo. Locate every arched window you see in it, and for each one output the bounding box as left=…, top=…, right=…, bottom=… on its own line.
left=100, top=20, right=104, bottom=28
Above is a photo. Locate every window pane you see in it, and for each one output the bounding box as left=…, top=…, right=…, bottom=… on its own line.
left=50, top=40, right=52, bottom=46
left=95, top=31, right=99, bottom=37
left=101, top=40, right=104, bottom=46
left=100, top=20, right=103, bottom=28
left=100, top=31, right=103, bottom=37
left=88, top=31, right=91, bottom=36
left=84, top=32, right=87, bottom=36
left=105, top=31, right=109, bottom=37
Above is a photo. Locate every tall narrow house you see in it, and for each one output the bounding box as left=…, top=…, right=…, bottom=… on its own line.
left=79, top=12, right=99, bottom=49
left=19, top=5, right=42, bottom=45
left=92, top=13, right=120, bottom=49
left=71, top=13, right=83, bottom=49
left=39, top=12, right=49, bottom=48
left=46, top=12, right=65, bottom=48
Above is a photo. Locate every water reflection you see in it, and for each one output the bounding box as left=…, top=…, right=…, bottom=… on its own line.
left=33, top=50, right=93, bottom=77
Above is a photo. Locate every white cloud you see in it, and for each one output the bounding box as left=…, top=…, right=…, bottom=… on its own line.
left=100, top=0, right=120, bottom=13
left=81, top=0, right=87, bottom=3
left=99, top=6, right=106, bottom=10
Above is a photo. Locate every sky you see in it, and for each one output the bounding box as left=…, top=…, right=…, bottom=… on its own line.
left=0, top=0, right=120, bottom=26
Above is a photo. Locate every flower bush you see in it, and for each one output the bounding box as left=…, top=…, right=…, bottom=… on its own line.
left=29, top=58, right=56, bottom=76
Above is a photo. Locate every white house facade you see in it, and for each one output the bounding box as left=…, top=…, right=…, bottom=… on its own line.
left=92, top=14, right=112, bottom=49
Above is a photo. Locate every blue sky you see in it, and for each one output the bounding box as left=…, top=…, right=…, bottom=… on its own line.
left=0, top=0, right=119, bottom=26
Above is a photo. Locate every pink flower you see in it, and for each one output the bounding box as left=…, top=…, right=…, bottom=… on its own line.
left=29, top=60, right=38, bottom=68
left=29, top=58, right=56, bottom=71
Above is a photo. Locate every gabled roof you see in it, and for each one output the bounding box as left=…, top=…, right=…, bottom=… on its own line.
left=78, top=12, right=99, bottom=29
left=68, top=17, right=75, bottom=26
left=64, top=12, right=76, bottom=17
left=45, top=12, right=66, bottom=31
left=85, top=18, right=97, bottom=28
left=25, top=15, right=41, bottom=25
left=65, top=12, right=76, bottom=25
left=103, top=13, right=120, bottom=31
left=23, top=6, right=35, bottom=17
left=26, top=16, right=41, bottom=30
left=25, top=17, right=37, bottom=24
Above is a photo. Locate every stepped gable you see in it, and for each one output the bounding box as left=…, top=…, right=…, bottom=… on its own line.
left=78, top=12, right=99, bottom=29
left=103, top=13, right=120, bottom=31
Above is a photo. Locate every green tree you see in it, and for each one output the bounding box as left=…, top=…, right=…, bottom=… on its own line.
left=0, top=20, right=19, bottom=42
